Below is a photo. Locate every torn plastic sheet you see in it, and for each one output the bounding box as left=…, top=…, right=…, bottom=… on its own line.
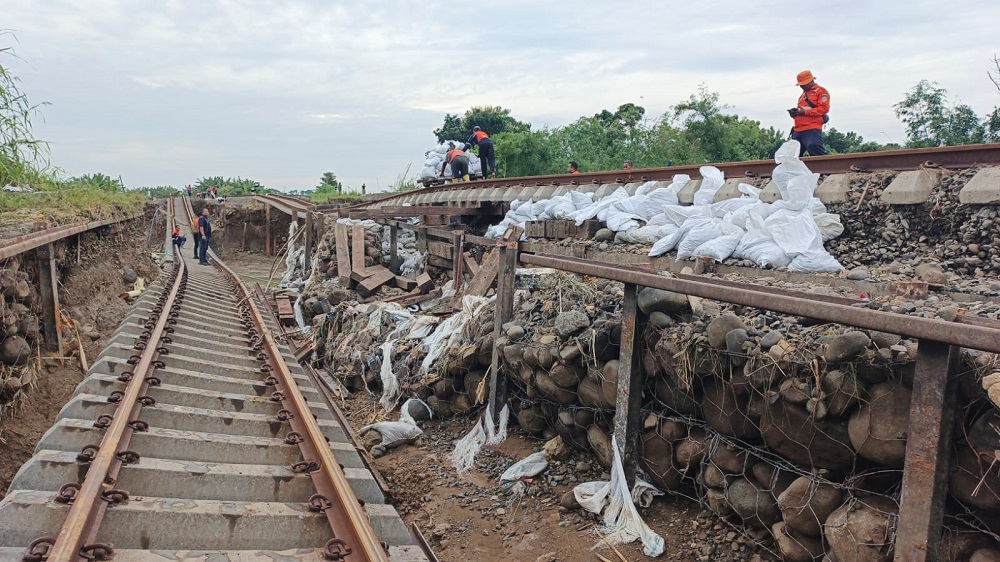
left=572, top=435, right=665, bottom=557
left=419, top=295, right=492, bottom=376
left=450, top=404, right=510, bottom=474
left=499, top=451, right=548, bottom=483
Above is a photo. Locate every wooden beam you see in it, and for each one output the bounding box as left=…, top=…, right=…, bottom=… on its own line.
left=389, top=223, right=399, bottom=272
left=895, top=340, right=960, bottom=562
left=356, top=265, right=394, bottom=298
left=383, top=288, right=442, bottom=307
left=377, top=205, right=497, bottom=217
left=335, top=222, right=351, bottom=284
left=452, top=230, right=464, bottom=287
left=265, top=205, right=272, bottom=256
left=36, top=243, right=63, bottom=353
left=351, top=224, right=366, bottom=272
left=613, top=282, right=644, bottom=486
left=488, top=240, right=518, bottom=424
left=415, top=273, right=434, bottom=293
left=463, top=252, right=480, bottom=278
left=303, top=211, right=314, bottom=274
left=463, top=248, right=500, bottom=298
left=394, top=276, right=417, bottom=291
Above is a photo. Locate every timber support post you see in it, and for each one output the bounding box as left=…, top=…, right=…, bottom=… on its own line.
left=36, top=243, right=62, bottom=353
left=613, top=282, right=644, bottom=486
left=488, top=239, right=518, bottom=424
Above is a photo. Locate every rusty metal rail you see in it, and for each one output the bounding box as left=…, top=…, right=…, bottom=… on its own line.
left=28, top=210, right=187, bottom=561
left=0, top=212, right=145, bottom=261
left=182, top=198, right=390, bottom=562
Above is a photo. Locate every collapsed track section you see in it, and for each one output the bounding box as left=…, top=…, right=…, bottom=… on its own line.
left=0, top=199, right=427, bottom=562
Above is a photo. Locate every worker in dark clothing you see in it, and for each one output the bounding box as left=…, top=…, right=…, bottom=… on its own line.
left=440, top=142, right=470, bottom=182
left=190, top=214, right=201, bottom=259
left=567, top=161, right=579, bottom=174
left=197, top=207, right=212, bottom=265
left=788, top=70, right=830, bottom=156
left=466, top=126, right=496, bottom=178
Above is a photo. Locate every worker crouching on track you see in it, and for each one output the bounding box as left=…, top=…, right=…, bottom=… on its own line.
left=788, top=70, right=830, bottom=156
left=171, top=225, right=186, bottom=249
left=467, top=125, right=496, bottom=179
left=440, top=142, right=471, bottom=182
left=197, top=207, right=212, bottom=265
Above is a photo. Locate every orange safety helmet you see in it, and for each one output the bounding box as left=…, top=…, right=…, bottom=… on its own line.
left=796, top=70, right=815, bottom=86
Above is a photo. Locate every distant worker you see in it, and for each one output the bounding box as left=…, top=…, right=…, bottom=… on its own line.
left=197, top=207, right=212, bottom=265
left=567, top=161, right=580, bottom=174
left=440, top=142, right=470, bottom=182
left=186, top=185, right=192, bottom=197
left=190, top=213, right=201, bottom=259
left=171, top=225, right=186, bottom=249
left=361, top=183, right=366, bottom=195
left=467, top=126, right=496, bottom=179
left=788, top=70, right=830, bottom=156
left=623, top=160, right=634, bottom=171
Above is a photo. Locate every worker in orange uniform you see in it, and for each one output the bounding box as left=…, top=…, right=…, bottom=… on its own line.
left=567, top=161, right=580, bottom=174
left=788, top=70, right=830, bottom=156
left=439, top=142, right=471, bottom=182
left=466, top=126, right=496, bottom=178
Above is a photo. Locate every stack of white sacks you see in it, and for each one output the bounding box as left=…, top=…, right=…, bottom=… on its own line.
left=484, top=140, right=845, bottom=273
left=418, top=141, right=483, bottom=181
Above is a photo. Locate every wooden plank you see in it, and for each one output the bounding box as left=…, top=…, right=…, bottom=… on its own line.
left=380, top=205, right=496, bottom=216
left=576, top=220, right=602, bottom=239
left=383, top=288, right=442, bottom=307
left=394, top=276, right=417, bottom=291
left=895, top=341, right=960, bottom=561
left=525, top=221, right=546, bottom=238
left=613, top=282, right=644, bottom=486
left=356, top=266, right=394, bottom=298
left=304, top=212, right=314, bottom=274
left=415, top=273, right=434, bottom=293
left=335, top=222, right=351, bottom=283
left=426, top=241, right=453, bottom=260
left=463, top=248, right=500, bottom=298
left=36, top=243, right=63, bottom=353
left=463, top=253, right=480, bottom=277
left=350, top=269, right=375, bottom=284
left=488, top=240, right=518, bottom=424
left=351, top=225, right=366, bottom=272
left=427, top=255, right=453, bottom=269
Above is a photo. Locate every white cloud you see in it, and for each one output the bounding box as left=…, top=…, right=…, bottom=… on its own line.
left=3, top=0, right=999, bottom=190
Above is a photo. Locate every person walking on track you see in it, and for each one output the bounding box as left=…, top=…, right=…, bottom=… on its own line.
left=190, top=214, right=201, bottom=259
left=197, top=207, right=212, bottom=265
left=466, top=125, right=496, bottom=179
left=788, top=70, right=830, bottom=156
left=440, top=142, right=471, bottom=182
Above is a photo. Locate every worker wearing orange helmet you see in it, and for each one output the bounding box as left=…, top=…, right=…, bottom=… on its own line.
left=787, top=70, right=830, bottom=156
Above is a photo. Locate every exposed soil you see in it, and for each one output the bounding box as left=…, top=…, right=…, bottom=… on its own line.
left=340, top=393, right=776, bottom=562
left=0, top=213, right=162, bottom=498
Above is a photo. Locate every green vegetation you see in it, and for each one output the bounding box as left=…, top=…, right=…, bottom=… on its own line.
left=193, top=176, right=278, bottom=196
left=894, top=80, right=1000, bottom=147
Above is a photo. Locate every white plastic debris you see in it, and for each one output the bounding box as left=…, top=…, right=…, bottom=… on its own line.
left=572, top=435, right=665, bottom=557
left=499, top=451, right=548, bottom=483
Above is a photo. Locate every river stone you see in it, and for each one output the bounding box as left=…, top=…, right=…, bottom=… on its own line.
left=725, top=329, right=749, bottom=366
left=0, top=335, right=31, bottom=366
left=869, top=331, right=901, bottom=349
left=637, top=287, right=688, bottom=316
left=122, top=267, right=138, bottom=284
left=915, top=263, right=948, bottom=285
left=847, top=267, right=870, bottom=281
left=593, top=228, right=615, bottom=242
left=824, top=331, right=871, bottom=363
left=847, top=382, right=911, bottom=468
left=506, top=325, right=526, bottom=340
left=648, top=311, right=673, bottom=329
left=760, top=330, right=783, bottom=350
left=707, top=313, right=747, bottom=349
left=554, top=311, right=589, bottom=338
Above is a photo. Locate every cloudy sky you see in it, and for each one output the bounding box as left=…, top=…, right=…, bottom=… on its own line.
left=5, top=0, right=998, bottom=192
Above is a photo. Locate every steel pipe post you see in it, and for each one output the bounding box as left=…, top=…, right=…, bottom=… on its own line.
left=613, top=283, right=644, bottom=486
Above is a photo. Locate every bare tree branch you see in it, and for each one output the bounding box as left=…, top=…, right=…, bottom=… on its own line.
left=990, top=53, right=1000, bottom=96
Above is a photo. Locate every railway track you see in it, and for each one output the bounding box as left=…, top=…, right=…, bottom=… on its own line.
left=0, top=198, right=429, bottom=562
left=342, top=142, right=1000, bottom=211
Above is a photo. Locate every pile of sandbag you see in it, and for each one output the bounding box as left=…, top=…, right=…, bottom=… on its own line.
left=418, top=141, right=483, bottom=180
left=484, top=141, right=845, bottom=273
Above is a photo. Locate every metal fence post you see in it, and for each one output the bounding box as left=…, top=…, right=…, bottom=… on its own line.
left=389, top=223, right=399, bottom=272
left=613, top=283, right=644, bottom=485
left=895, top=339, right=960, bottom=561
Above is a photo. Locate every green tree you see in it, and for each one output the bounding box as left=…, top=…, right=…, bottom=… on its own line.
left=66, top=173, right=122, bottom=191
left=671, top=86, right=785, bottom=163
left=317, top=172, right=342, bottom=192
left=822, top=128, right=885, bottom=154
left=893, top=80, right=986, bottom=147
left=493, top=129, right=559, bottom=177
left=433, top=106, right=529, bottom=143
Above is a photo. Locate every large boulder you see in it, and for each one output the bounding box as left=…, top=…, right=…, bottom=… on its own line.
left=847, top=381, right=911, bottom=468
left=0, top=335, right=31, bottom=366
left=761, top=397, right=855, bottom=470
left=637, top=287, right=688, bottom=316
left=778, top=476, right=843, bottom=537
left=707, top=313, right=747, bottom=349
left=824, top=496, right=898, bottom=562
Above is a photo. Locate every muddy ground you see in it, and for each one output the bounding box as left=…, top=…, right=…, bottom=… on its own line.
left=0, top=216, right=161, bottom=497
left=340, top=393, right=775, bottom=562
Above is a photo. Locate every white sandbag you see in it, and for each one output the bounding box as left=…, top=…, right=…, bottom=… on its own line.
left=499, top=451, right=549, bottom=483
left=663, top=204, right=711, bottom=227
left=814, top=213, right=845, bottom=241
left=738, top=183, right=762, bottom=199
left=789, top=248, right=844, bottom=272
left=646, top=213, right=668, bottom=227
left=606, top=196, right=646, bottom=232
left=711, top=196, right=758, bottom=217
left=569, top=191, right=595, bottom=209
left=765, top=209, right=822, bottom=258
left=772, top=140, right=812, bottom=199
left=572, top=187, right=629, bottom=225
left=633, top=181, right=659, bottom=196
left=728, top=200, right=773, bottom=230
left=649, top=218, right=704, bottom=257
left=359, top=418, right=423, bottom=456
left=693, top=166, right=725, bottom=205
left=645, top=188, right=680, bottom=213
left=692, top=221, right=745, bottom=262
left=615, top=225, right=667, bottom=245
left=676, top=218, right=723, bottom=260
left=733, top=210, right=791, bottom=268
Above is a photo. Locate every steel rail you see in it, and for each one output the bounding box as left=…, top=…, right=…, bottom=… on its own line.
left=0, top=212, right=144, bottom=261
left=182, top=198, right=388, bottom=562
left=255, top=194, right=316, bottom=219
left=345, top=142, right=1000, bottom=210
left=520, top=251, right=1000, bottom=353
left=42, top=206, right=186, bottom=561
